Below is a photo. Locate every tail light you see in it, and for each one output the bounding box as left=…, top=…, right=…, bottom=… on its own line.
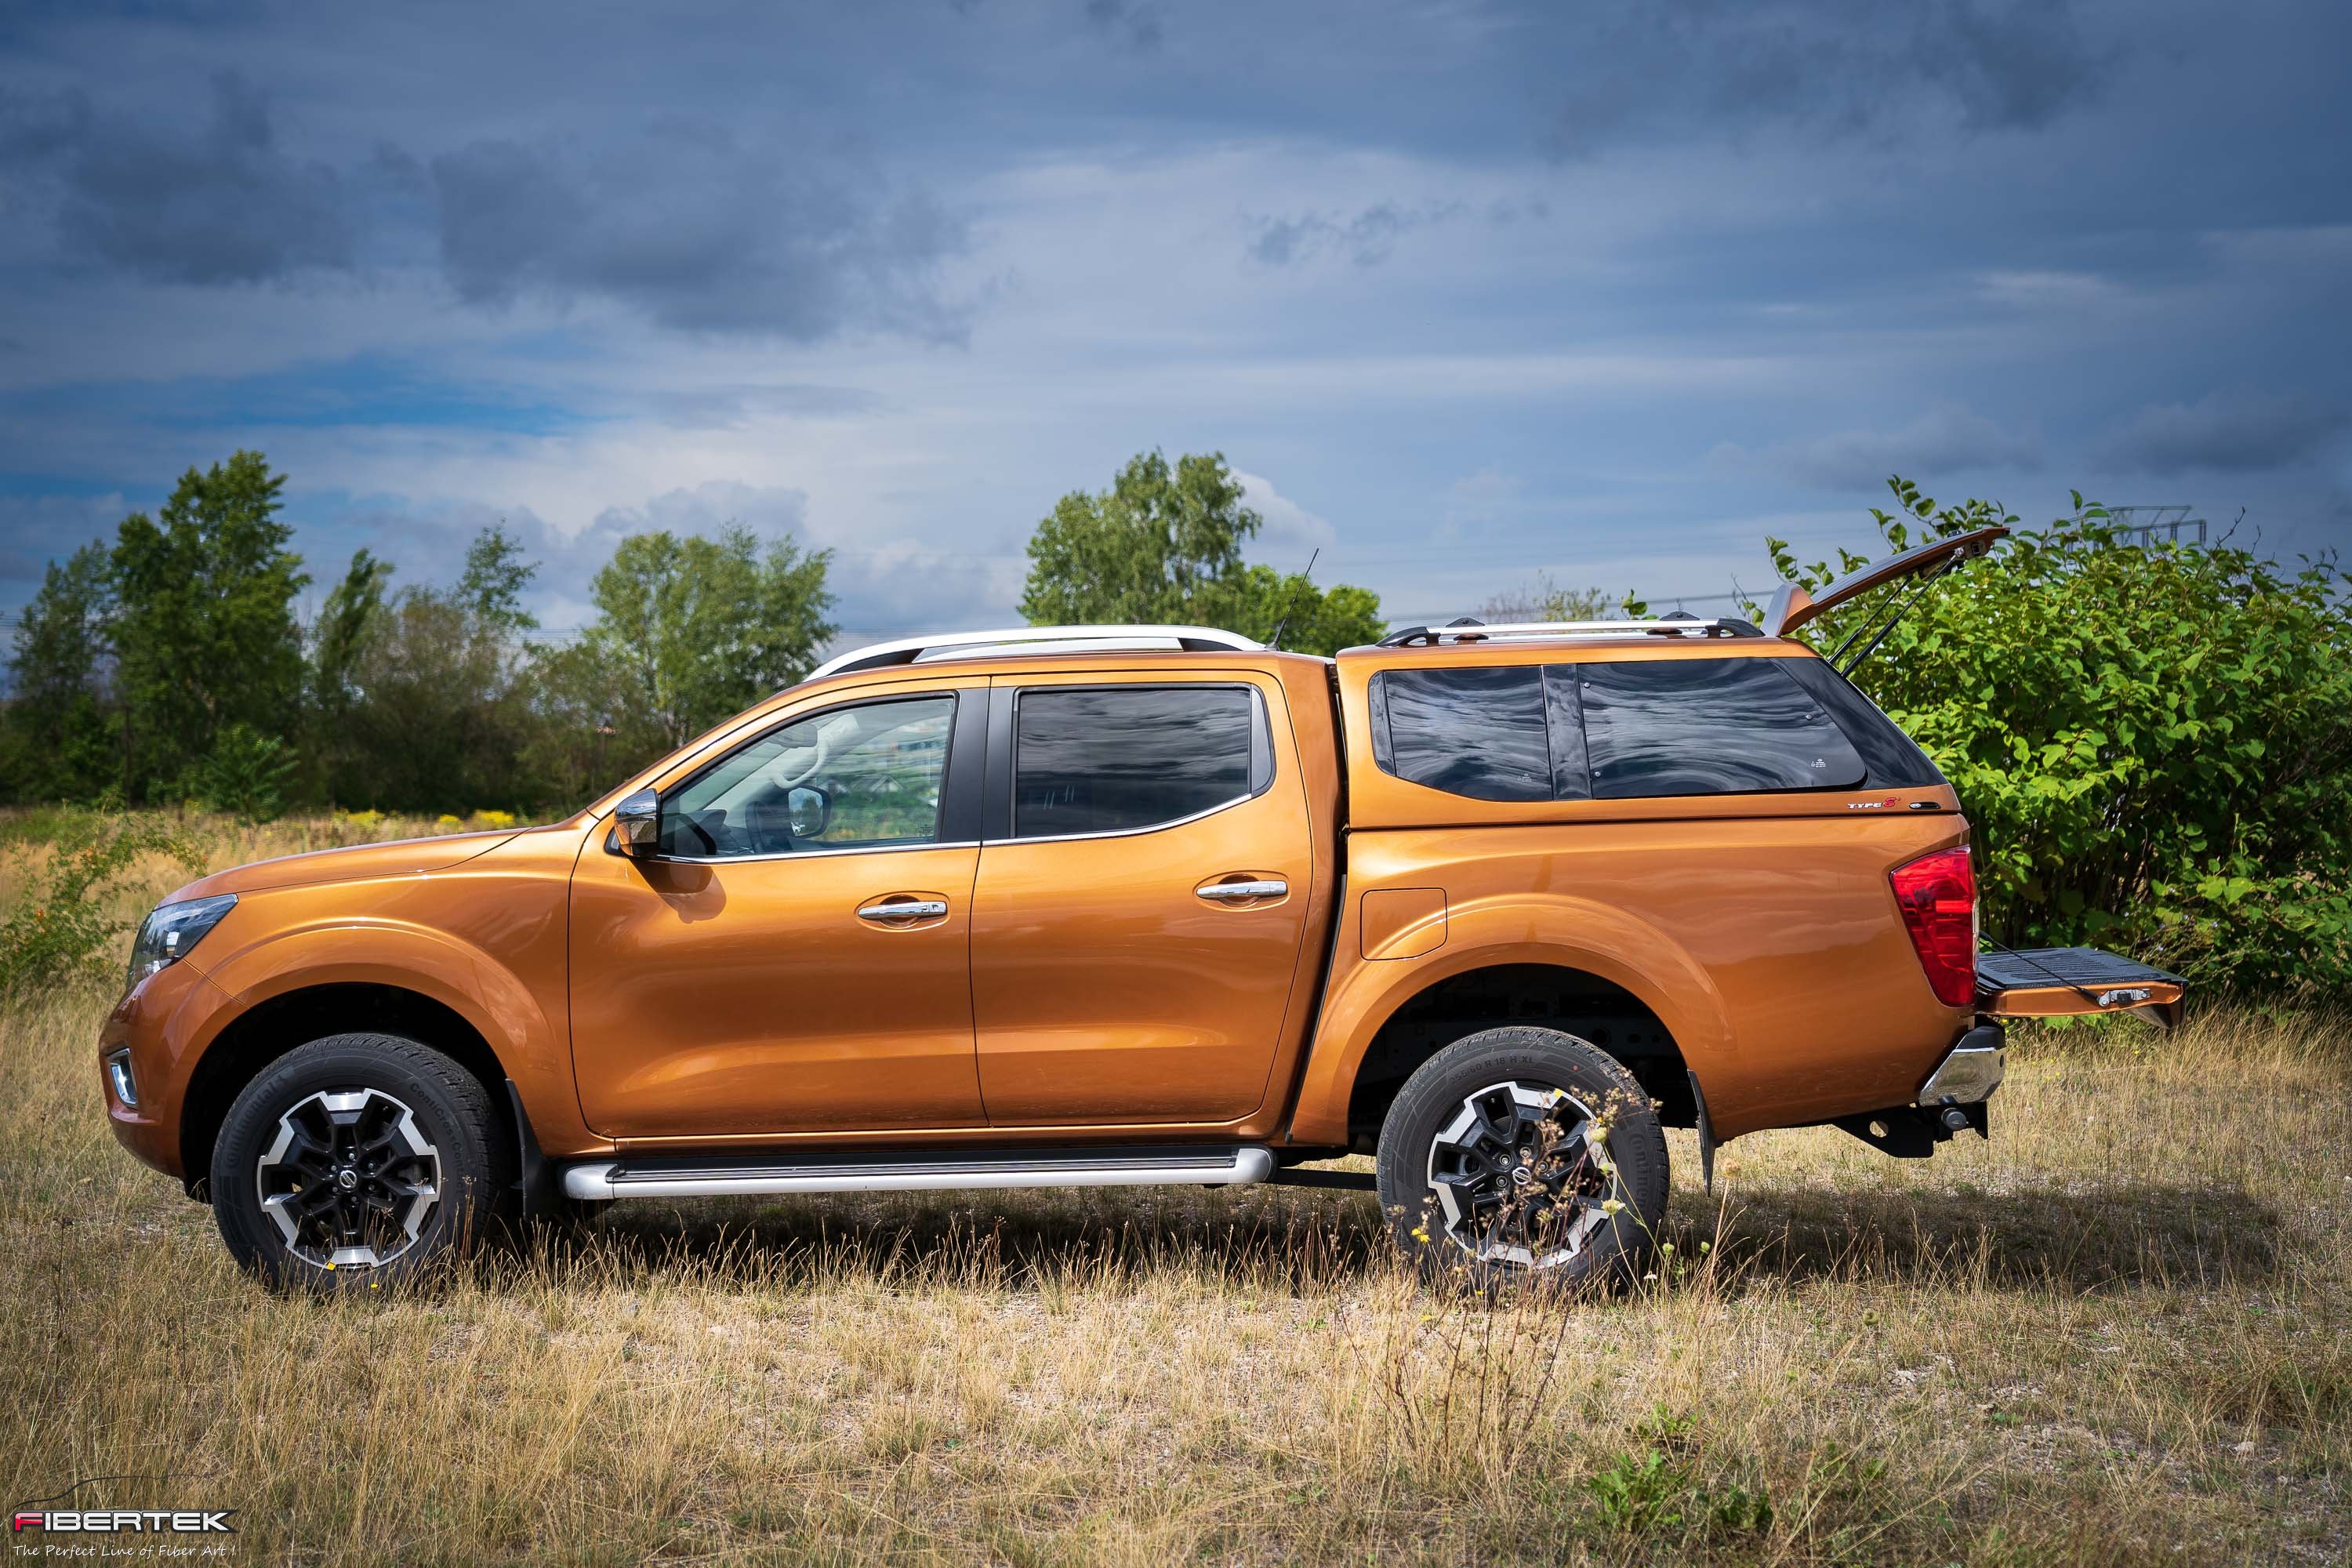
left=1889, top=846, right=1976, bottom=1007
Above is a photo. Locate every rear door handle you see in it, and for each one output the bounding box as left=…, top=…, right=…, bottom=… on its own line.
left=858, top=898, right=949, bottom=921
left=1196, top=880, right=1287, bottom=903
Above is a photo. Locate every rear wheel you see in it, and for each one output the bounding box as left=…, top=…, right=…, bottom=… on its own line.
left=1376, top=1026, right=1669, bottom=1290
left=211, top=1034, right=514, bottom=1292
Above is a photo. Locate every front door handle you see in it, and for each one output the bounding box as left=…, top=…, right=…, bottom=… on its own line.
left=858, top=898, right=949, bottom=922
left=1196, top=879, right=1287, bottom=903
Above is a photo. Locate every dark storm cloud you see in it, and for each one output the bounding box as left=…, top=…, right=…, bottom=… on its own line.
left=427, top=123, right=971, bottom=341
left=0, top=59, right=970, bottom=343
left=1710, top=405, right=2045, bottom=491
left=1541, top=0, right=2108, bottom=156
left=1083, top=0, right=1163, bottom=53
left=2097, top=390, right=2352, bottom=477
left=0, top=71, right=353, bottom=283
left=1246, top=201, right=1462, bottom=268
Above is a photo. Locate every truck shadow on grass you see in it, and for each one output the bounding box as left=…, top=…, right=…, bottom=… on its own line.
left=1660, top=1179, right=2284, bottom=1295
left=544, top=1176, right=2284, bottom=1299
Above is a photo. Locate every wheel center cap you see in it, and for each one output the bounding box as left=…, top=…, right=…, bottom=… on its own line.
left=337, top=1169, right=359, bottom=1191
left=1511, top=1164, right=1535, bottom=1186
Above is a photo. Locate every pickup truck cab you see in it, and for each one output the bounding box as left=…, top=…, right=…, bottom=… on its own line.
left=101, top=533, right=2185, bottom=1290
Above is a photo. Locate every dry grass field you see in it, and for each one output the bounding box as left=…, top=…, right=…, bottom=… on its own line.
left=3, top=815, right=2347, bottom=1565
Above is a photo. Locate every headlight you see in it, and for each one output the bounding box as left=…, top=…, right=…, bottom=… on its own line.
left=125, top=894, right=238, bottom=992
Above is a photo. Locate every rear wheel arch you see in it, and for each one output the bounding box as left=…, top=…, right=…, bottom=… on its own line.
left=180, top=982, right=514, bottom=1199
left=1342, top=961, right=1702, bottom=1153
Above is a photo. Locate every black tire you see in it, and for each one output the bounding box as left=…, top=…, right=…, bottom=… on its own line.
left=211, top=1033, right=516, bottom=1293
left=1375, top=1026, right=1670, bottom=1291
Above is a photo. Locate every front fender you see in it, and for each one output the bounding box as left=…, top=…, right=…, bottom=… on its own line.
left=194, top=918, right=596, bottom=1157
left=1287, top=890, right=1736, bottom=1146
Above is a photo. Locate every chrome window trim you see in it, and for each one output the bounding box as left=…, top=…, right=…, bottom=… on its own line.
left=1002, top=682, right=1275, bottom=844
left=995, top=794, right=1255, bottom=848
left=640, top=838, right=981, bottom=868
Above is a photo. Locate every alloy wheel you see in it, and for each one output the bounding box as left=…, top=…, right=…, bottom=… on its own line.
left=253, top=1087, right=442, bottom=1270
left=1425, top=1080, right=1617, bottom=1270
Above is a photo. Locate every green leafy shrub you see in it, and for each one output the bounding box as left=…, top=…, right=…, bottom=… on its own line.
left=1763, top=479, right=2351, bottom=999
left=0, top=809, right=201, bottom=997
left=191, top=723, right=296, bottom=822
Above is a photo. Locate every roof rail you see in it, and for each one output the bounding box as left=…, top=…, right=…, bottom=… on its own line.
left=1375, top=616, right=1763, bottom=648
left=804, top=624, right=1265, bottom=682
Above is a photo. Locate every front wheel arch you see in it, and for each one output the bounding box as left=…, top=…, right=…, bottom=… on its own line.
left=180, top=983, right=511, bottom=1200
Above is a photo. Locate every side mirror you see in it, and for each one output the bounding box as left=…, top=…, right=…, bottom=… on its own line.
left=611, top=787, right=661, bottom=858
left=786, top=784, right=832, bottom=840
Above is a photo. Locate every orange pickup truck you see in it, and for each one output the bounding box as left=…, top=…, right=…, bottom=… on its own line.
left=101, top=528, right=2184, bottom=1290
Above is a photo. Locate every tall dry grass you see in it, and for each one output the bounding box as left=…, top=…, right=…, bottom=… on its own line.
left=3, top=815, right=2347, bottom=1564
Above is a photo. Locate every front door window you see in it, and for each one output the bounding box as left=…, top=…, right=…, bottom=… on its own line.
left=660, top=696, right=955, bottom=858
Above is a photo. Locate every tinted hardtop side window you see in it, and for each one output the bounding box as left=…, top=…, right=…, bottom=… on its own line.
left=1014, top=685, right=1261, bottom=837
left=1577, top=659, right=1866, bottom=798
left=1776, top=657, right=1947, bottom=789
left=1371, top=666, right=1555, bottom=803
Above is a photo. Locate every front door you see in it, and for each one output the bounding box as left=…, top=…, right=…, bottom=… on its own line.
left=569, top=688, right=985, bottom=1138
left=969, top=676, right=1313, bottom=1125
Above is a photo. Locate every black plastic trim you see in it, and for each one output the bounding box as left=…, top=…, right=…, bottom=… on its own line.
left=506, top=1080, right=554, bottom=1221
left=938, top=686, right=989, bottom=844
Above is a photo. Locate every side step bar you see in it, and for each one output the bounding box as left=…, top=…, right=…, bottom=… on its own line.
left=561, top=1144, right=1275, bottom=1202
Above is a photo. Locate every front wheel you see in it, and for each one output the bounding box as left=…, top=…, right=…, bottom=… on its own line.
left=211, top=1033, right=515, bottom=1291
left=1375, top=1027, right=1669, bottom=1290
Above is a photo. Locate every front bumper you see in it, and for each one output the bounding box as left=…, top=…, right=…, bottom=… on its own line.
left=99, top=957, right=238, bottom=1179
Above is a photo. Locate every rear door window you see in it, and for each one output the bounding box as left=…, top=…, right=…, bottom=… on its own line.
left=1576, top=659, right=1866, bottom=797
left=1013, top=685, right=1265, bottom=837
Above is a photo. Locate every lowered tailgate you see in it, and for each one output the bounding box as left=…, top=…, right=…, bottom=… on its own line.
left=1976, top=946, right=2187, bottom=1027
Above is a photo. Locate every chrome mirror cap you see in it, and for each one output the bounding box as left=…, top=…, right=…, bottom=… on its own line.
left=611, top=787, right=661, bottom=858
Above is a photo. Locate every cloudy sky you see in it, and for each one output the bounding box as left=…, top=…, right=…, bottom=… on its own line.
left=3, top=0, right=2347, bottom=648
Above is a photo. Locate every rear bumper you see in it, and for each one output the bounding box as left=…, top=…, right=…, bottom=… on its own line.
left=1916, top=1023, right=2003, bottom=1105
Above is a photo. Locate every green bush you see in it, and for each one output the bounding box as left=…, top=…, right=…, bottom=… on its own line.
left=1763, top=479, right=2351, bottom=1000
left=0, top=809, right=201, bottom=997
left=191, top=723, right=296, bottom=823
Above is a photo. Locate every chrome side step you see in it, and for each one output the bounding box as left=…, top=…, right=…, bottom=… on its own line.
left=561, top=1144, right=1275, bottom=1202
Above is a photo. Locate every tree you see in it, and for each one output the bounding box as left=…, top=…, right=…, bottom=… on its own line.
left=192, top=723, right=297, bottom=822
left=302, top=548, right=393, bottom=804
left=1018, top=449, right=1384, bottom=656
left=1478, top=572, right=1621, bottom=625
left=3, top=542, right=118, bottom=800
left=1195, top=565, right=1385, bottom=657
left=518, top=637, right=659, bottom=809
left=457, top=522, right=539, bottom=632
left=336, top=587, right=536, bottom=811
left=108, top=451, right=308, bottom=799
left=1762, top=477, right=2351, bottom=999
left=579, top=526, right=837, bottom=748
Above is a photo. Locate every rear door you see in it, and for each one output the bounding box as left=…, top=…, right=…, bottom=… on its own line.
left=967, top=673, right=1314, bottom=1126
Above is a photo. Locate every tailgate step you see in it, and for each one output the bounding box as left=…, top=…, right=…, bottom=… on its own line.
left=562, top=1144, right=1274, bottom=1201
left=1976, top=946, right=2187, bottom=1024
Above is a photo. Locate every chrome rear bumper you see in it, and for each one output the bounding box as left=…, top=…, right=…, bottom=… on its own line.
left=1917, top=1025, right=2005, bottom=1105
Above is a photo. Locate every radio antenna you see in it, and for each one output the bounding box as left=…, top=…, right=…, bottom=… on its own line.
left=1265, top=548, right=1320, bottom=652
